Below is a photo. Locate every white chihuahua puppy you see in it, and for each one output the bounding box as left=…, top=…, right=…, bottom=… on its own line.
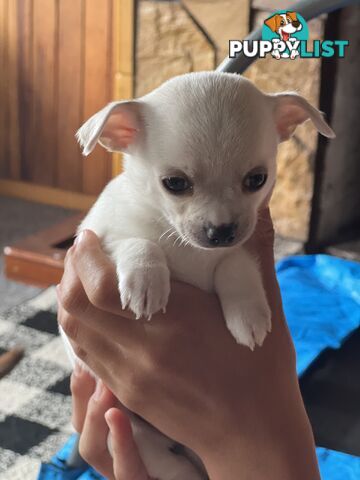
left=61, top=72, right=334, bottom=479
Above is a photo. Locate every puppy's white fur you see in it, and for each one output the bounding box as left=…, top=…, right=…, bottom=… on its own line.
left=62, top=72, right=334, bottom=479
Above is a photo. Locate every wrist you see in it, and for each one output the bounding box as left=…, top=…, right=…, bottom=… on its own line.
left=197, top=411, right=320, bottom=480
left=198, top=427, right=243, bottom=480
left=200, top=434, right=312, bottom=480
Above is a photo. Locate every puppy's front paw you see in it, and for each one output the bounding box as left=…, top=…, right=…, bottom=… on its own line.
left=225, top=301, right=272, bottom=350
left=118, top=264, right=170, bottom=320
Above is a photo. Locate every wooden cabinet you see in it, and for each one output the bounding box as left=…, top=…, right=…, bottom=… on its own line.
left=0, top=0, right=134, bottom=209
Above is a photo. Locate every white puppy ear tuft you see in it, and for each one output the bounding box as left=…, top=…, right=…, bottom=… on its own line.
left=270, top=93, right=335, bottom=142
left=76, top=101, right=142, bottom=156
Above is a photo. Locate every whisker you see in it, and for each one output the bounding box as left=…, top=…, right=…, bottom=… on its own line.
left=159, top=227, right=173, bottom=242
left=174, top=233, right=184, bottom=247
left=167, top=231, right=177, bottom=241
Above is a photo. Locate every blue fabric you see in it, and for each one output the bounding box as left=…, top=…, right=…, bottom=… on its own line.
left=276, top=255, right=360, bottom=375
left=37, top=434, right=105, bottom=480
left=38, top=254, right=360, bottom=480
left=317, top=447, right=360, bottom=479
left=275, top=255, right=360, bottom=479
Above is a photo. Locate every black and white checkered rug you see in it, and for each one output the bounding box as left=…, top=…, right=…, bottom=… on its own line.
left=0, top=288, right=74, bottom=480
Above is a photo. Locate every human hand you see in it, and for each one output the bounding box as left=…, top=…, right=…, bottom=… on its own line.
left=58, top=208, right=320, bottom=479
left=70, top=364, right=152, bottom=480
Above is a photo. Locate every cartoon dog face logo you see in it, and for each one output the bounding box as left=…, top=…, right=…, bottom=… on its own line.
left=264, top=11, right=303, bottom=59
left=264, top=11, right=302, bottom=42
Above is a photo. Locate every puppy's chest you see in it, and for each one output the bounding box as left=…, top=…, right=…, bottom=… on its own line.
left=163, top=244, right=222, bottom=292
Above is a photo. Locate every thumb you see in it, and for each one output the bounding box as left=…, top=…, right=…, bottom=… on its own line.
left=105, top=408, right=151, bottom=480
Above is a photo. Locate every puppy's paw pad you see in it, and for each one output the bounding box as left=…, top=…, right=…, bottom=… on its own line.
left=118, top=264, right=170, bottom=320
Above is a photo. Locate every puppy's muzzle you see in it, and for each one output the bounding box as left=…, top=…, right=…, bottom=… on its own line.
left=204, top=223, right=237, bottom=247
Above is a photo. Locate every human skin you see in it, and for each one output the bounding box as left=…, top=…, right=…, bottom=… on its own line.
left=57, top=208, right=321, bottom=480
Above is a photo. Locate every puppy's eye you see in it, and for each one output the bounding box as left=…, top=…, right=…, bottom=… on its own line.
left=280, top=19, right=285, bottom=25
left=162, top=176, right=192, bottom=194
left=243, top=169, right=268, bottom=192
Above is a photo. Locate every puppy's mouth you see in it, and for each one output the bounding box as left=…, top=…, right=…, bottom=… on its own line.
left=281, top=31, right=290, bottom=41
left=189, top=230, right=245, bottom=250
left=195, top=239, right=240, bottom=250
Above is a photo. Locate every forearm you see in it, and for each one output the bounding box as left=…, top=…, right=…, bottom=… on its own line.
left=201, top=385, right=320, bottom=480
left=197, top=306, right=320, bottom=480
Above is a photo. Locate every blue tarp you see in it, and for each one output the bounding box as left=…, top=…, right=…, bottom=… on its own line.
left=37, top=434, right=103, bottom=480
left=38, top=254, right=360, bottom=480
left=317, top=447, right=360, bottom=480
left=277, top=255, right=360, bottom=375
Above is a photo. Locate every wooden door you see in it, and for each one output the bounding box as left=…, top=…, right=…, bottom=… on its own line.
left=0, top=0, right=134, bottom=209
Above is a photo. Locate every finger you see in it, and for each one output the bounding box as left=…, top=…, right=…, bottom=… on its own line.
left=58, top=309, right=125, bottom=379
left=256, top=208, right=274, bottom=243
left=262, top=182, right=275, bottom=208
left=105, top=408, right=150, bottom=480
left=245, top=207, right=275, bottom=255
left=70, top=363, right=96, bottom=432
left=72, top=230, right=133, bottom=318
left=59, top=246, right=89, bottom=315
left=57, top=283, right=141, bottom=347
left=60, top=311, right=132, bottom=400
left=79, top=381, right=118, bottom=479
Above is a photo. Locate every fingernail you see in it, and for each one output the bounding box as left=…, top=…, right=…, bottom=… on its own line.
left=74, top=230, right=85, bottom=246
left=93, top=379, right=104, bottom=401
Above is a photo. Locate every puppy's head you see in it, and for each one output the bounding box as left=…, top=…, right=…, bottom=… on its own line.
left=77, top=72, right=334, bottom=249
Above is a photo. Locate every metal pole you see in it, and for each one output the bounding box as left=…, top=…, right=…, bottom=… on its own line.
left=217, top=0, right=359, bottom=74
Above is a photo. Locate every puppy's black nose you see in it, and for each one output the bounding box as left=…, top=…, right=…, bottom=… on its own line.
left=205, top=223, right=237, bottom=246
left=292, top=20, right=300, bottom=27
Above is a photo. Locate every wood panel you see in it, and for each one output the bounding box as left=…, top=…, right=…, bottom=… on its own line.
left=112, top=0, right=135, bottom=176
left=17, top=0, right=34, bottom=181
left=31, top=0, right=58, bottom=185
left=0, top=0, right=134, bottom=207
left=7, top=0, right=21, bottom=179
left=0, top=0, right=9, bottom=178
left=57, top=0, right=83, bottom=191
left=82, top=0, right=113, bottom=195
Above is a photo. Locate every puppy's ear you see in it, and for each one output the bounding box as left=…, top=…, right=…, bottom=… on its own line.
left=270, top=93, right=335, bottom=142
left=264, top=15, right=278, bottom=32
left=76, top=101, right=142, bottom=156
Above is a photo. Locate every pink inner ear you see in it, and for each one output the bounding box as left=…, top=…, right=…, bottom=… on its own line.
left=275, top=103, right=309, bottom=140
left=102, top=126, right=137, bottom=149
left=101, top=109, right=139, bottom=150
